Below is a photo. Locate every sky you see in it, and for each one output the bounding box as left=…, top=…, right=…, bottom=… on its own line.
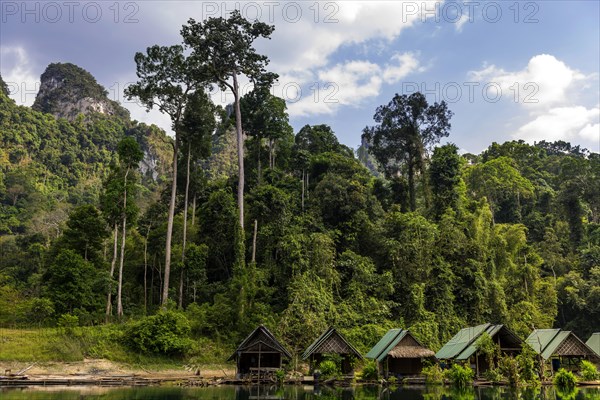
left=1, top=0, right=599, bottom=153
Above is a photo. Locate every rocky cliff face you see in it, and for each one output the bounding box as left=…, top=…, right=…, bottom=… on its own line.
left=29, top=63, right=172, bottom=184
left=32, top=63, right=129, bottom=121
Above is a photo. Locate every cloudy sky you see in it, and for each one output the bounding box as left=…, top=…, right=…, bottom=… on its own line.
left=1, top=0, right=598, bottom=153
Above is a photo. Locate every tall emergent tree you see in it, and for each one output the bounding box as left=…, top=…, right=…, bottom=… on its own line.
left=181, top=10, right=277, bottom=231
left=362, top=92, right=453, bottom=211
left=115, top=137, right=143, bottom=317
left=178, top=89, right=215, bottom=308
left=125, top=45, right=207, bottom=305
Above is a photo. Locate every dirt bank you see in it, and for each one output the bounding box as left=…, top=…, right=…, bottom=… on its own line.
left=0, top=359, right=235, bottom=381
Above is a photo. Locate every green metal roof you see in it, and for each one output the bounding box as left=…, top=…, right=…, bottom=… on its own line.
left=435, top=323, right=490, bottom=360
left=365, top=329, right=404, bottom=361
left=301, top=327, right=363, bottom=360
left=587, top=333, right=600, bottom=357
left=526, top=329, right=569, bottom=360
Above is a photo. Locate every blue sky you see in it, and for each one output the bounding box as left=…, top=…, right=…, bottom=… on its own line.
left=1, top=1, right=598, bottom=153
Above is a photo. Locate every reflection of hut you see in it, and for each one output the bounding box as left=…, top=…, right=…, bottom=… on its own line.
left=228, top=325, right=291, bottom=377
left=365, top=329, right=435, bottom=377
left=526, top=329, right=600, bottom=373
left=587, top=333, right=600, bottom=358
left=435, top=323, right=523, bottom=376
left=302, top=327, right=363, bottom=375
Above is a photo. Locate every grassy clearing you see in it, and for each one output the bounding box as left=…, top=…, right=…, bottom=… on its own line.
left=0, top=326, right=234, bottom=370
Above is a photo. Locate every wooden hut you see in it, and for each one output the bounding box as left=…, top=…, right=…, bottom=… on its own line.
left=526, top=329, right=600, bottom=373
left=435, top=323, right=522, bottom=376
left=365, top=329, right=435, bottom=378
left=302, top=327, right=363, bottom=375
left=586, top=333, right=600, bottom=358
left=228, top=325, right=291, bottom=378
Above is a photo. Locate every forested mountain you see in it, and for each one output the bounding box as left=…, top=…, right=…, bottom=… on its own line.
left=0, top=60, right=598, bottom=357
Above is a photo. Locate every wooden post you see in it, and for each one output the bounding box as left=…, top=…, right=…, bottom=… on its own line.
left=258, top=342, right=262, bottom=383
left=252, top=220, right=258, bottom=263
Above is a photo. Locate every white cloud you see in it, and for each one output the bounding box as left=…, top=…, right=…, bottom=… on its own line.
left=470, top=54, right=587, bottom=110
left=138, top=1, right=440, bottom=119
left=455, top=14, right=470, bottom=32
left=471, top=54, right=599, bottom=151
left=383, top=53, right=422, bottom=84
left=515, top=106, right=599, bottom=149
left=0, top=46, right=40, bottom=106
left=287, top=52, right=422, bottom=117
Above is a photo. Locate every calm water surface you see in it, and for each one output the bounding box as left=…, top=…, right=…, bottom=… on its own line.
left=1, top=385, right=599, bottom=399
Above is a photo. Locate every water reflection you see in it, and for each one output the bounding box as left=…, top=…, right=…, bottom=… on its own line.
left=0, top=385, right=598, bottom=400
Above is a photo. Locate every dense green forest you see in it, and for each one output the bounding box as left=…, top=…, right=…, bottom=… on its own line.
left=0, top=12, right=598, bottom=360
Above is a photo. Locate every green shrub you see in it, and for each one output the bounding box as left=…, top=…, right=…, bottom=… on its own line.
left=445, top=363, right=474, bottom=388
left=125, top=310, right=192, bottom=356
left=483, top=368, right=502, bottom=383
left=57, top=313, right=79, bottom=335
left=360, top=360, right=378, bottom=381
left=387, top=376, right=397, bottom=385
left=517, top=345, right=540, bottom=384
left=319, top=359, right=340, bottom=379
left=580, top=360, right=599, bottom=381
left=553, top=368, right=577, bottom=389
left=422, top=364, right=444, bottom=385
left=499, top=356, right=520, bottom=386
left=275, top=369, right=285, bottom=384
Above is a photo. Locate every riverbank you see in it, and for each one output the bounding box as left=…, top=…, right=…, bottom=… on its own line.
left=0, top=359, right=237, bottom=387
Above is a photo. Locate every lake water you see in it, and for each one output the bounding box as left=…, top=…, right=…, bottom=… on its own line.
left=1, top=385, right=599, bottom=399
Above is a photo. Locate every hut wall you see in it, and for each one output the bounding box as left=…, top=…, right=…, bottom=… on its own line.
left=387, top=357, right=423, bottom=376
left=238, top=353, right=282, bottom=374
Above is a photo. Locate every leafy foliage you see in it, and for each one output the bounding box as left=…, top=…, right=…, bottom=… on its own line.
left=125, top=310, right=192, bottom=355
left=553, top=368, right=577, bottom=389
left=445, top=364, right=474, bottom=388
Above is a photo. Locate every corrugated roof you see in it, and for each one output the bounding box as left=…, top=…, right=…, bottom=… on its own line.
left=365, top=329, right=404, bottom=360
left=587, top=333, right=600, bottom=357
left=455, top=324, right=517, bottom=360
left=301, top=327, right=363, bottom=360
left=365, top=329, right=434, bottom=362
left=435, top=323, right=490, bottom=360
left=376, top=330, right=410, bottom=363
left=526, top=329, right=564, bottom=360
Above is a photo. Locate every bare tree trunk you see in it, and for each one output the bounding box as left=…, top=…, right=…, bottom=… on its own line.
left=163, top=132, right=179, bottom=306
left=117, top=167, right=130, bottom=318
left=117, top=215, right=126, bottom=318
left=301, top=170, right=305, bottom=212
left=269, top=138, right=274, bottom=169
left=143, top=225, right=150, bottom=314
left=252, top=220, right=258, bottom=263
left=257, top=137, right=262, bottom=185
left=105, top=223, right=118, bottom=321
left=179, top=143, right=191, bottom=309
left=191, top=195, right=196, bottom=227
left=233, top=74, right=245, bottom=230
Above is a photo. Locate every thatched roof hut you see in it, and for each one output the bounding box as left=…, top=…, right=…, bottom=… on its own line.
left=302, top=327, right=363, bottom=374
left=228, top=325, right=291, bottom=376
left=436, top=323, right=522, bottom=376
left=527, top=329, right=600, bottom=372
left=366, top=329, right=435, bottom=377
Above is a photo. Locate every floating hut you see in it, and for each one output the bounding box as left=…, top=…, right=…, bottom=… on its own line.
left=587, top=333, right=600, bottom=358
left=228, top=325, right=292, bottom=378
left=365, top=328, right=435, bottom=378
left=435, top=323, right=522, bottom=376
left=526, top=329, right=600, bottom=373
left=302, top=327, right=363, bottom=375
